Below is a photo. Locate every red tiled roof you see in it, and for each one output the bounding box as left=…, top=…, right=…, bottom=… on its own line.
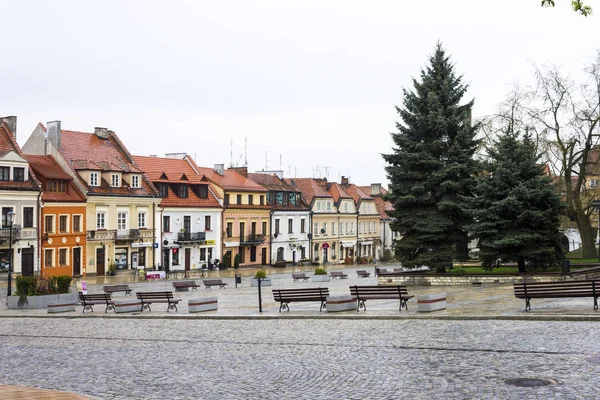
left=195, top=166, right=267, bottom=192
left=357, top=185, right=389, bottom=197
left=25, top=155, right=86, bottom=202
left=342, top=184, right=372, bottom=203
left=374, top=197, right=394, bottom=219
left=0, top=122, right=41, bottom=191
left=328, top=182, right=351, bottom=203
left=247, top=173, right=297, bottom=192
left=285, top=178, right=332, bottom=206
left=157, top=184, right=221, bottom=208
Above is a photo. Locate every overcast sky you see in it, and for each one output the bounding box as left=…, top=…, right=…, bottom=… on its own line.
left=1, top=1, right=598, bottom=187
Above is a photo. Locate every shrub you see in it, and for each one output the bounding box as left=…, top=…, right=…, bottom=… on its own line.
left=233, top=253, right=241, bottom=269
left=53, top=276, right=73, bottom=294
left=16, top=276, right=37, bottom=297
left=344, top=257, right=354, bottom=265
left=254, top=269, right=267, bottom=279
left=381, top=250, right=392, bottom=262
left=314, top=267, right=327, bottom=275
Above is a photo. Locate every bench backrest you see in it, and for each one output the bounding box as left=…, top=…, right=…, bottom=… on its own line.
left=272, top=287, right=330, bottom=301
left=172, top=281, right=196, bottom=287
left=350, top=285, right=410, bottom=298
left=104, top=284, right=129, bottom=291
left=80, top=293, right=112, bottom=302
left=378, top=268, right=389, bottom=273
left=292, top=273, right=308, bottom=278
left=330, top=271, right=345, bottom=276
left=203, top=279, right=224, bottom=285
left=514, top=280, right=598, bottom=297
left=136, top=291, right=174, bottom=300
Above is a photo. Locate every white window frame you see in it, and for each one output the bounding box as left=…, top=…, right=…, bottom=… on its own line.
left=332, top=222, right=335, bottom=234
left=111, top=173, right=121, bottom=187
left=117, top=212, right=128, bottom=230
left=323, top=222, right=327, bottom=234
left=73, top=214, right=83, bottom=232
left=131, top=174, right=140, bottom=188
left=44, top=248, right=55, bottom=268
left=327, top=202, right=331, bottom=211
left=58, top=247, right=69, bottom=266
left=138, top=212, right=147, bottom=228
left=90, top=172, right=99, bottom=187
left=96, top=212, right=106, bottom=229
left=314, top=223, right=319, bottom=235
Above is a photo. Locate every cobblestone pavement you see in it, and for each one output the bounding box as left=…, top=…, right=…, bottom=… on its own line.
left=0, top=318, right=599, bottom=399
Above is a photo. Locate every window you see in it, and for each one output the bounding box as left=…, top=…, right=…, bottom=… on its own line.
left=205, top=215, right=211, bottom=230
left=158, top=183, right=168, bottom=198
left=251, top=221, right=257, bottom=235
left=275, top=192, right=283, bottom=205
left=2, top=207, right=13, bottom=227
left=172, top=248, right=179, bottom=265
left=117, top=212, right=127, bottom=230
left=58, top=248, right=68, bottom=266
left=0, top=167, right=9, bottom=181
left=45, top=215, right=55, bottom=233
left=327, top=202, right=330, bottom=211
left=351, top=222, right=355, bottom=233
left=13, top=167, right=25, bottom=182
left=260, top=195, right=264, bottom=205
left=48, top=180, right=67, bottom=192
left=59, top=215, right=68, bottom=233
left=237, top=194, right=242, bottom=204
left=345, top=222, right=349, bottom=234
left=96, top=212, right=106, bottom=229
left=111, top=174, right=120, bottom=187
left=248, top=195, right=253, bottom=205
left=226, top=222, right=233, bottom=237
left=359, top=223, right=362, bottom=234
left=301, top=219, right=306, bottom=233
left=224, top=194, right=230, bottom=205
left=288, top=219, right=293, bottom=234
left=131, top=175, right=140, bottom=188
left=73, top=215, right=82, bottom=232
left=44, top=249, right=54, bottom=268
left=23, top=207, right=34, bottom=228
left=592, top=179, right=599, bottom=188
left=178, top=185, right=188, bottom=198
left=275, top=219, right=280, bottom=235
left=239, top=222, right=245, bottom=239
left=262, top=221, right=267, bottom=235
left=138, top=212, right=146, bottom=228
left=323, top=222, right=327, bottom=234
left=317, top=202, right=321, bottom=211
left=282, top=193, right=288, bottom=206
left=345, top=203, right=348, bottom=212
left=289, top=193, right=296, bottom=206
left=90, top=172, right=99, bottom=186
left=162, top=215, right=170, bottom=232
left=332, top=223, right=336, bottom=235
left=200, top=248, right=206, bottom=261
left=198, top=185, right=208, bottom=198
left=314, top=223, right=318, bottom=235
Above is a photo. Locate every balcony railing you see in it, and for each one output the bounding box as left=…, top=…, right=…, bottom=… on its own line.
left=240, top=234, right=265, bottom=245
left=0, top=225, right=21, bottom=241
left=87, top=228, right=155, bottom=241
left=176, top=232, right=206, bottom=243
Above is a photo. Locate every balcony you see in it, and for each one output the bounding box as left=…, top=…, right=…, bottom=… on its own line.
left=0, top=225, right=21, bottom=242
left=176, top=232, right=206, bottom=243
left=240, top=234, right=265, bottom=245
left=87, top=229, right=154, bottom=241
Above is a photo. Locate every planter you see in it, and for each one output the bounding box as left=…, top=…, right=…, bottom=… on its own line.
left=417, top=293, right=447, bottom=312
left=189, top=297, right=218, bottom=313
left=326, top=295, right=357, bottom=312
left=250, top=278, right=272, bottom=287
left=115, top=300, right=143, bottom=313
left=8, top=293, right=78, bottom=310
left=312, top=275, right=331, bottom=282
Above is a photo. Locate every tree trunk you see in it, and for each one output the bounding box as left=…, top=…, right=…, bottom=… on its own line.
left=517, top=258, right=527, bottom=273
left=576, top=210, right=598, bottom=259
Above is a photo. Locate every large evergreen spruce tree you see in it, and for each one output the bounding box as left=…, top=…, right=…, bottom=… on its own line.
left=468, top=131, right=563, bottom=273
left=383, top=43, right=480, bottom=272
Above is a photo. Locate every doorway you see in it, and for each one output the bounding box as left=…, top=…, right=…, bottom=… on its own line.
left=73, top=247, right=81, bottom=276
left=185, top=248, right=191, bottom=272
left=21, top=248, right=34, bottom=276
left=96, top=247, right=105, bottom=276
left=261, top=247, right=267, bottom=265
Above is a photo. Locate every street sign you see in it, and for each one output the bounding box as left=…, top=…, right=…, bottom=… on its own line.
left=592, top=200, right=600, bottom=208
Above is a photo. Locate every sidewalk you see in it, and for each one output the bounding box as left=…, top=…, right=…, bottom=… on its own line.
left=1, top=264, right=599, bottom=320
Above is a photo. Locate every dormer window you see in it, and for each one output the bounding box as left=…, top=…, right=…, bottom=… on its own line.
left=111, top=173, right=121, bottom=187
left=158, top=183, right=168, bottom=198
left=90, top=172, right=99, bottom=186
left=0, top=167, right=9, bottom=181
left=13, top=167, right=25, bottom=182
left=131, top=174, right=140, bottom=188
left=178, top=184, right=188, bottom=198
left=48, top=180, right=67, bottom=193
left=196, top=184, right=208, bottom=199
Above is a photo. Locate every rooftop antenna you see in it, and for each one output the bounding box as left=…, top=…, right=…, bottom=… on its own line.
left=324, top=166, right=331, bottom=180
left=280, top=154, right=282, bottom=170
left=265, top=151, right=269, bottom=170
left=229, top=140, right=233, bottom=168
left=244, top=136, right=248, bottom=167
left=294, top=167, right=297, bottom=178
left=288, top=166, right=291, bottom=177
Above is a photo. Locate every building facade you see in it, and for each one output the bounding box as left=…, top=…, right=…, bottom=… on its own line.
left=343, top=180, right=380, bottom=260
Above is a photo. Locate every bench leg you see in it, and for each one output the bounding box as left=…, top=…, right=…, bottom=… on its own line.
left=142, top=303, right=151, bottom=312
left=320, top=300, right=326, bottom=312
left=83, top=305, right=93, bottom=313
left=525, top=298, right=531, bottom=312
left=279, top=302, right=289, bottom=312
left=168, top=303, right=178, bottom=312
left=357, top=300, right=366, bottom=312
left=400, top=299, right=408, bottom=311
left=594, top=297, right=598, bottom=310
left=105, top=304, right=115, bottom=313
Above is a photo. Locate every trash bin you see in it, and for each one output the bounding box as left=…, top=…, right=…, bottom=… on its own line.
left=562, top=259, right=570, bottom=274
left=235, top=274, right=242, bottom=288
left=375, top=267, right=380, bottom=276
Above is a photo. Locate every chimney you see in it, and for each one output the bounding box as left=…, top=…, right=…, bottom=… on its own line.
left=164, top=152, right=187, bottom=159
left=47, top=120, right=62, bottom=151
left=341, top=176, right=349, bottom=186
left=214, top=163, right=225, bottom=176
left=370, top=183, right=382, bottom=196
left=230, top=166, right=248, bottom=178
left=94, top=127, right=110, bottom=139
left=314, top=177, right=328, bottom=190
left=0, top=116, right=17, bottom=139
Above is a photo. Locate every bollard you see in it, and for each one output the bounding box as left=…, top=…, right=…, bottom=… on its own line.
left=257, top=277, right=263, bottom=312
left=235, top=274, right=242, bottom=288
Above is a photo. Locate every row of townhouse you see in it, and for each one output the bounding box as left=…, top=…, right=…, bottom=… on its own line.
left=0, top=116, right=396, bottom=277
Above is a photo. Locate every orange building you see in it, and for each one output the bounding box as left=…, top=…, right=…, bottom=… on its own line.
left=26, top=155, right=87, bottom=277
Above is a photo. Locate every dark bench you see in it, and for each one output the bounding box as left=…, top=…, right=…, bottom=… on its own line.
left=103, top=284, right=132, bottom=296
left=272, top=287, right=330, bottom=312
left=203, top=279, right=228, bottom=289
left=172, top=280, right=200, bottom=291
left=292, top=273, right=310, bottom=282
left=136, top=291, right=182, bottom=312
left=349, top=285, right=414, bottom=311
left=356, top=270, right=371, bottom=278
left=79, top=293, right=115, bottom=313
left=377, top=268, right=389, bottom=274
left=513, top=280, right=599, bottom=311
left=330, top=271, right=348, bottom=279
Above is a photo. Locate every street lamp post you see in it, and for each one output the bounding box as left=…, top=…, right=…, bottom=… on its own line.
left=6, top=210, right=15, bottom=299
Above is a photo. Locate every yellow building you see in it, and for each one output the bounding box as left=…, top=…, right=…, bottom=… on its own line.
left=343, top=181, right=380, bottom=260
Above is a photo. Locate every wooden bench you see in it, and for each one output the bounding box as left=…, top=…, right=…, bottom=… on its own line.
left=136, top=291, right=182, bottom=312
left=203, top=279, right=228, bottom=289
left=349, top=285, right=414, bottom=312
left=330, top=271, right=348, bottom=279
left=513, top=280, right=599, bottom=311
left=79, top=293, right=115, bottom=313
left=292, top=273, right=310, bottom=282
left=172, top=280, right=200, bottom=291
left=103, top=284, right=132, bottom=296
left=377, top=268, right=389, bottom=274
left=356, top=270, right=371, bottom=278
left=272, top=287, right=330, bottom=312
